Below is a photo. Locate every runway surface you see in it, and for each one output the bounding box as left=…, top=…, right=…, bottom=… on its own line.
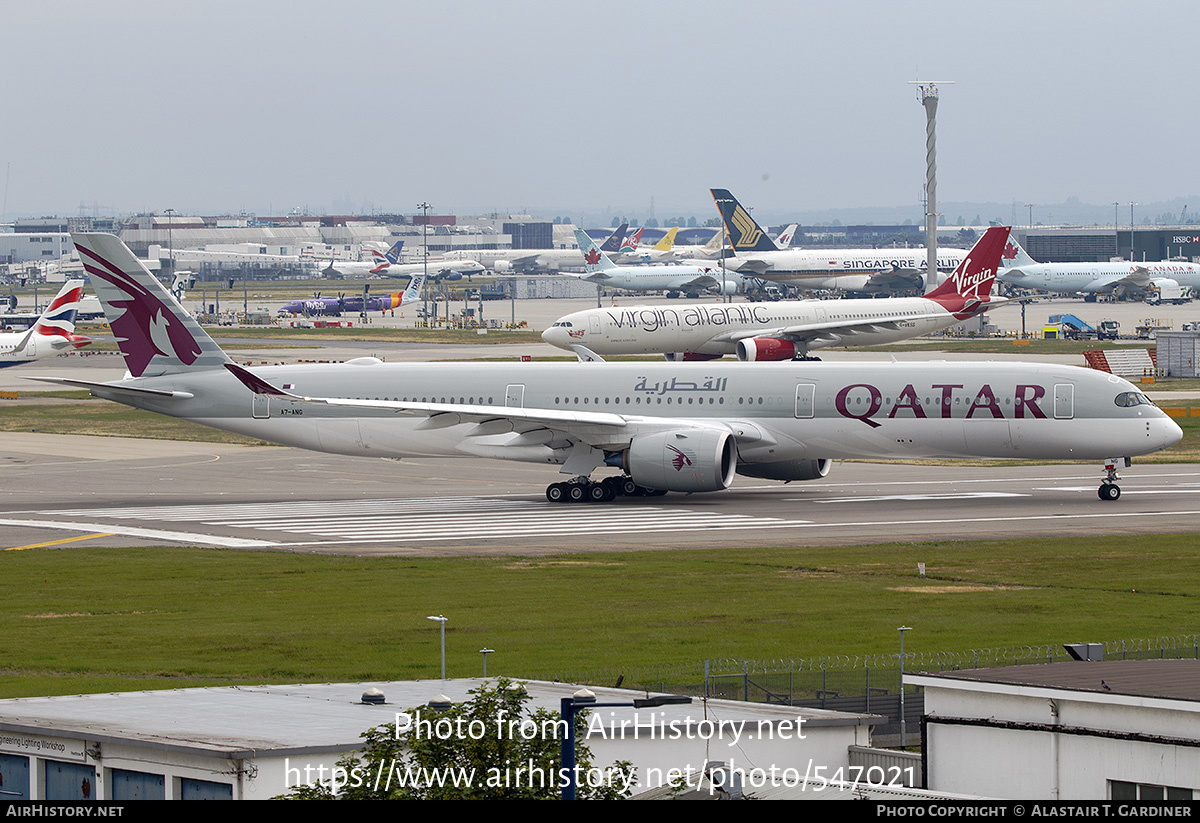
left=3, top=433, right=1198, bottom=556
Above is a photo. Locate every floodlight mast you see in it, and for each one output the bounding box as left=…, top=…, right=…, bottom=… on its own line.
left=909, top=80, right=954, bottom=292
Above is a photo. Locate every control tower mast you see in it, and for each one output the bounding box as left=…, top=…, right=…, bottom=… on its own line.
left=909, top=79, right=954, bottom=292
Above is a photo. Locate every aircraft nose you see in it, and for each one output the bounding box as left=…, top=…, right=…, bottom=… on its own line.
left=541, top=326, right=563, bottom=347
left=1158, top=416, right=1184, bottom=450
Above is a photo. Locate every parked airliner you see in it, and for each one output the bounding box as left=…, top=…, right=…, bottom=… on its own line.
left=998, top=236, right=1200, bottom=297
left=34, top=234, right=1181, bottom=504
left=0, top=280, right=91, bottom=367
left=711, top=188, right=968, bottom=292
left=545, top=227, right=1012, bottom=361
left=279, top=275, right=424, bottom=317
left=574, top=229, right=745, bottom=296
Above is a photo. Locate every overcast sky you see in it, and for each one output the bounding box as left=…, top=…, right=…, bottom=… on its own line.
left=3, top=0, right=1197, bottom=223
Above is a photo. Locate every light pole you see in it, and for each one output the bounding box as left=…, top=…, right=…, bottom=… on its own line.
left=909, top=79, right=954, bottom=292
left=164, top=208, right=175, bottom=278
left=418, top=202, right=432, bottom=322
left=1025, top=203, right=1036, bottom=228
left=426, top=614, right=447, bottom=679
left=898, top=625, right=912, bottom=748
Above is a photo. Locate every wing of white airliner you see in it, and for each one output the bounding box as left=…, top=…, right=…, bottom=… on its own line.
left=223, top=363, right=748, bottom=473
left=863, top=267, right=925, bottom=293
left=712, top=303, right=1008, bottom=348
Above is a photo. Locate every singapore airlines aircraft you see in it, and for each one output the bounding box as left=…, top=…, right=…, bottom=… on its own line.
left=0, top=280, right=91, bottom=367
left=998, top=236, right=1200, bottom=297
left=34, top=234, right=1181, bottom=504
left=574, top=229, right=745, bottom=296
left=711, top=188, right=968, bottom=292
left=545, top=227, right=1012, bottom=361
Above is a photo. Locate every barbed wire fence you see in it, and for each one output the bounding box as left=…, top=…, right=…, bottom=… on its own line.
left=534, top=634, right=1200, bottom=740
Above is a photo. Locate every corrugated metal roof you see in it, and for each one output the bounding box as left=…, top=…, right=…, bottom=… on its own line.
left=914, top=659, right=1200, bottom=702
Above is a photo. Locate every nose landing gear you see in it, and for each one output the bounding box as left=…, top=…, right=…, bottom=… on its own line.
left=1098, top=457, right=1131, bottom=501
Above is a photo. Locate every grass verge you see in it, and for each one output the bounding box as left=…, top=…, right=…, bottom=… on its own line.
left=1, top=535, right=1198, bottom=698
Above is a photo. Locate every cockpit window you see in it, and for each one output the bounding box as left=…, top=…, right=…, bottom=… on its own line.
left=1114, top=391, right=1156, bottom=408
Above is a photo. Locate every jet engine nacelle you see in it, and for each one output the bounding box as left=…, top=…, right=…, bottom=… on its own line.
left=663, top=352, right=724, bottom=362
left=736, top=458, right=832, bottom=482
left=737, top=337, right=796, bottom=361
left=715, top=279, right=741, bottom=296
left=491, top=260, right=513, bottom=272
left=620, top=429, right=736, bottom=492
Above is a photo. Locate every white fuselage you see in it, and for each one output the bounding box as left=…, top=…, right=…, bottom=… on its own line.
left=1000, top=261, right=1200, bottom=294
left=105, top=360, right=1180, bottom=469
left=543, top=295, right=981, bottom=357
left=0, top=330, right=75, bottom=367
left=728, top=247, right=968, bottom=288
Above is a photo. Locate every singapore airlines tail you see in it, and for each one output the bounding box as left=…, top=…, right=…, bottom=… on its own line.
left=710, top=188, right=781, bottom=253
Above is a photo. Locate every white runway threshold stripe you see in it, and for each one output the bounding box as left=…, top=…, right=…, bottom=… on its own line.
left=34, top=497, right=811, bottom=545
left=0, top=518, right=279, bottom=549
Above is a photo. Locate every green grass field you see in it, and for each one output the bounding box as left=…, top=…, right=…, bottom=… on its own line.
left=1, top=535, right=1198, bottom=699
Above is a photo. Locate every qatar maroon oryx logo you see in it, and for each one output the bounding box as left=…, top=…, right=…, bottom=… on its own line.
left=668, top=445, right=693, bottom=472
left=78, top=245, right=201, bottom=376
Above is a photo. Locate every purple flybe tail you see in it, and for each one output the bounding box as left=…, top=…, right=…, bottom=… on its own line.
left=72, top=233, right=231, bottom=378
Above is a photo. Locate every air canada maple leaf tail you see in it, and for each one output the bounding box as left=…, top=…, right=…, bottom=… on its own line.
left=925, top=225, right=1011, bottom=302
left=72, top=232, right=231, bottom=378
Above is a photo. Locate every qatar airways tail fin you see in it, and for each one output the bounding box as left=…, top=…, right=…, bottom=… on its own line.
left=924, top=226, right=1011, bottom=303
left=72, top=233, right=230, bottom=378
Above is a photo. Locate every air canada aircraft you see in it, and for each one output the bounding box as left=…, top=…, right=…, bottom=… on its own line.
left=574, top=229, right=745, bottom=296
left=0, top=280, right=91, bottom=367
left=998, top=236, right=1200, bottom=297
left=35, top=234, right=1182, bottom=503
left=711, top=188, right=968, bottom=292
left=544, top=227, right=1012, bottom=361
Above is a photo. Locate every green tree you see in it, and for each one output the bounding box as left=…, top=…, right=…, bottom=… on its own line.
left=280, top=678, right=635, bottom=800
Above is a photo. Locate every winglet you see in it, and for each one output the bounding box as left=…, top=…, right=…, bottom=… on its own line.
left=224, top=363, right=296, bottom=397
left=569, top=344, right=606, bottom=363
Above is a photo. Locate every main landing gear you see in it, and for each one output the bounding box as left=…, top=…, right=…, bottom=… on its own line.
left=545, top=476, right=667, bottom=504
left=1098, top=457, right=1131, bottom=501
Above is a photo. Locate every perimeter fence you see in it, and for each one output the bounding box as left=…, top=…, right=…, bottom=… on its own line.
left=537, top=634, right=1200, bottom=742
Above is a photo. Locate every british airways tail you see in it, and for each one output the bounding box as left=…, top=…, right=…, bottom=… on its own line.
left=32, top=280, right=90, bottom=350
left=924, top=226, right=1011, bottom=305
left=72, top=233, right=230, bottom=378
left=710, top=189, right=780, bottom=253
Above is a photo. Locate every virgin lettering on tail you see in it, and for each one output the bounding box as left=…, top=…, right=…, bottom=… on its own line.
left=923, top=226, right=1010, bottom=319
